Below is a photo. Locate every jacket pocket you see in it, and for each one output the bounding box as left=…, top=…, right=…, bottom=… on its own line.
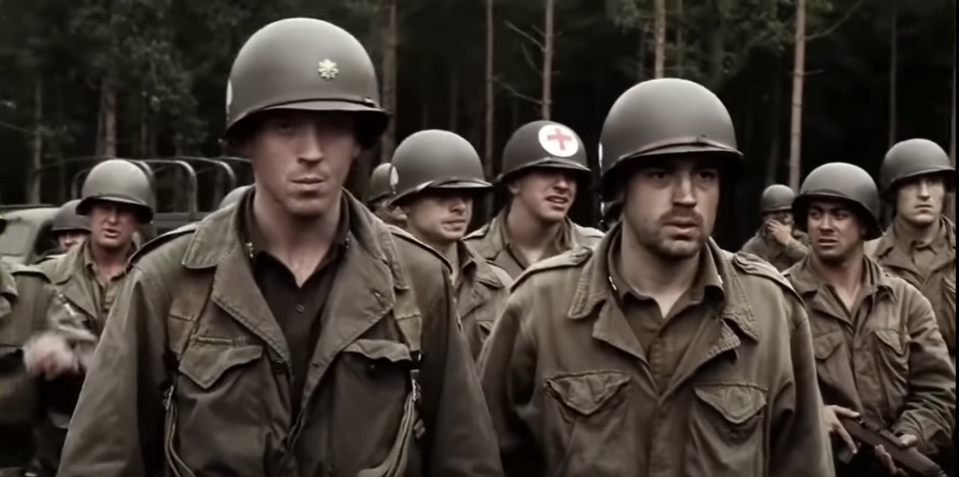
left=813, top=331, right=846, bottom=390
left=874, top=328, right=909, bottom=407
left=179, top=342, right=264, bottom=390
left=331, top=339, right=416, bottom=473
left=685, top=383, right=766, bottom=477
left=168, top=341, right=266, bottom=475
left=544, top=370, right=633, bottom=477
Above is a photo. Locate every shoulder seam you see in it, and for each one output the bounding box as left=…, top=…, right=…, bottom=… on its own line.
left=510, top=248, right=590, bottom=291
left=389, top=226, right=451, bottom=271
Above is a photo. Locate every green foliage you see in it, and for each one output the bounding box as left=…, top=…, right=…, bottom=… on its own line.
left=0, top=0, right=952, bottom=243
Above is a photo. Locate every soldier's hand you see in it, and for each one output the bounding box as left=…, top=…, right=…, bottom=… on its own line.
left=874, top=432, right=918, bottom=475
left=823, top=405, right=858, bottom=454
left=765, top=219, right=793, bottom=245
left=23, top=333, right=80, bottom=378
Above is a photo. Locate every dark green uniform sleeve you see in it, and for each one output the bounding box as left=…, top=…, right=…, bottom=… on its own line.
left=57, top=265, right=170, bottom=477
left=891, top=288, right=956, bottom=452
left=782, top=236, right=809, bottom=262
left=769, top=296, right=834, bottom=476
left=478, top=289, right=541, bottom=477
left=419, top=268, right=503, bottom=476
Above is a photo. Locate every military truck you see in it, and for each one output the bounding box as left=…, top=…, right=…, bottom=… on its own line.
left=0, top=205, right=59, bottom=264
left=0, top=156, right=251, bottom=263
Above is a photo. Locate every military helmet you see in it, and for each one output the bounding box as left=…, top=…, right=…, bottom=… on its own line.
left=51, top=199, right=90, bottom=234
left=760, top=184, right=795, bottom=212
left=368, top=163, right=395, bottom=204
left=793, top=162, right=881, bottom=239
left=879, top=139, right=954, bottom=193
left=601, top=199, right=623, bottom=226
left=226, top=18, right=387, bottom=146
left=600, top=78, right=741, bottom=199
left=219, top=185, right=251, bottom=209
left=390, top=130, right=490, bottom=204
left=497, top=120, right=589, bottom=184
left=77, top=159, right=155, bottom=222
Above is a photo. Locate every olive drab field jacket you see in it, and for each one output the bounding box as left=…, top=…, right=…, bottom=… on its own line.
left=56, top=195, right=502, bottom=477
left=454, top=242, right=512, bottom=359
left=786, top=257, right=955, bottom=453
left=0, top=263, right=93, bottom=469
left=36, top=241, right=127, bottom=335
left=866, top=218, right=955, bottom=359
left=478, top=229, right=832, bottom=477
left=739, top=229, right=809, bottom=271
left=465, top=210, right=603, bottom=278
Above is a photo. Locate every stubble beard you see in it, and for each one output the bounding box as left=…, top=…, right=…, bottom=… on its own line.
left=626, top=219, right=706, bottom=261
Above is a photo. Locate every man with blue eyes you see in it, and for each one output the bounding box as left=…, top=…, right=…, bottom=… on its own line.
left=479, top=78, right=830, bottom=476
left=785, top=163, right=954, bottom=476
left=57, top=18, right=501, bottom=477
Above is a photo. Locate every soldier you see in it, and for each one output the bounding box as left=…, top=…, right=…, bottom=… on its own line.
left=464, top=120, right=602, bottom=277
left=479, top=78, right=830, bottom=476
left=27, top=159, right=152, bottom=474
left=49, top=200, right=89, bottom=254
left=58, top=18, right=500, bottom=477
left=367, top=162, right=406, bottom=226
left=740, top=184, right=809, bottom=270
left=0, top=213, right=94, bottom=477
left=785, top=162, right=954, bottom=475
left=219, top=184, right=252, bottom=209
left=389, top=130, right=512, bottom=358
left=867, top=139, right=955, bottom=475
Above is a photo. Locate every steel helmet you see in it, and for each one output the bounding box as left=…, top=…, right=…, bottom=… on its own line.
left=497, top=120, right=590, bottom=184
left=390, top=130, right=490, bottom=204
left=600, top=78, right=741, bottom=199
left=793, top=162, right=881, bottom=239
left=226, top=18, right=387, bottom=146
left=77, top=159, right=155, bottom=222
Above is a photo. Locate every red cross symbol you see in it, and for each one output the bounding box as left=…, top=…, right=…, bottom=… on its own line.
left=545, top=127, right=573, bottom=150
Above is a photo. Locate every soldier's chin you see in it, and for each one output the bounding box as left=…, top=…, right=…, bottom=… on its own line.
left=284, top=197, right=336, bottom=218
left=653, top=238, right=703, bottom=260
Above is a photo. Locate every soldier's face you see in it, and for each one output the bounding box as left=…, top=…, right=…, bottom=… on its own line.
left=806, top=200, right=862, bottom=263
left=622, top=158, right=719, bottom=260
left=403, top=190, right=473, bottom=245
left=57, top=231, right=87, bottom=252
left=88, top=203, right=139, bottom=251
left=510, top=169, right=577, bottom=223
left=370, top=199, right=406, bottom=226
left=246, top=111, right=361, bottom=217
left=895, top=176, right=945, bottom=226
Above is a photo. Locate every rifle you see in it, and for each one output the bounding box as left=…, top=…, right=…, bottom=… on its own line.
left=837, top=417, right=947, bottom=477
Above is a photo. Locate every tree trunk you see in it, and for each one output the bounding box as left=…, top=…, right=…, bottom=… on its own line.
left=448, top=71, right=459, bottom=131
left=653, top=0, right=666, bottom=77
left=483, top=0, right=496, bottom=218
left=674, top=0, right=684, bottom=77
left=541, top=0, right=555, bottom=118
left=637, top=25, right=647, bottom=81
left=787, top=0, right=807, bottom=190
left=97, top=77, right=117, bottom=158
left=947, top=6, right=955, bottom=222
left=888, top=0, right=897, bottom=146
left=380, top=0, right=398, bottom=162
left=139, top=91, right=149, bottom=158
left=27, top=77, right=43, bottom=203
left=766, top=83, right=783, bottom=185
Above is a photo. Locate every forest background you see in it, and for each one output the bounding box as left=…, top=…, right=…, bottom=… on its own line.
left=0, top=0, right=953, bottom=246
